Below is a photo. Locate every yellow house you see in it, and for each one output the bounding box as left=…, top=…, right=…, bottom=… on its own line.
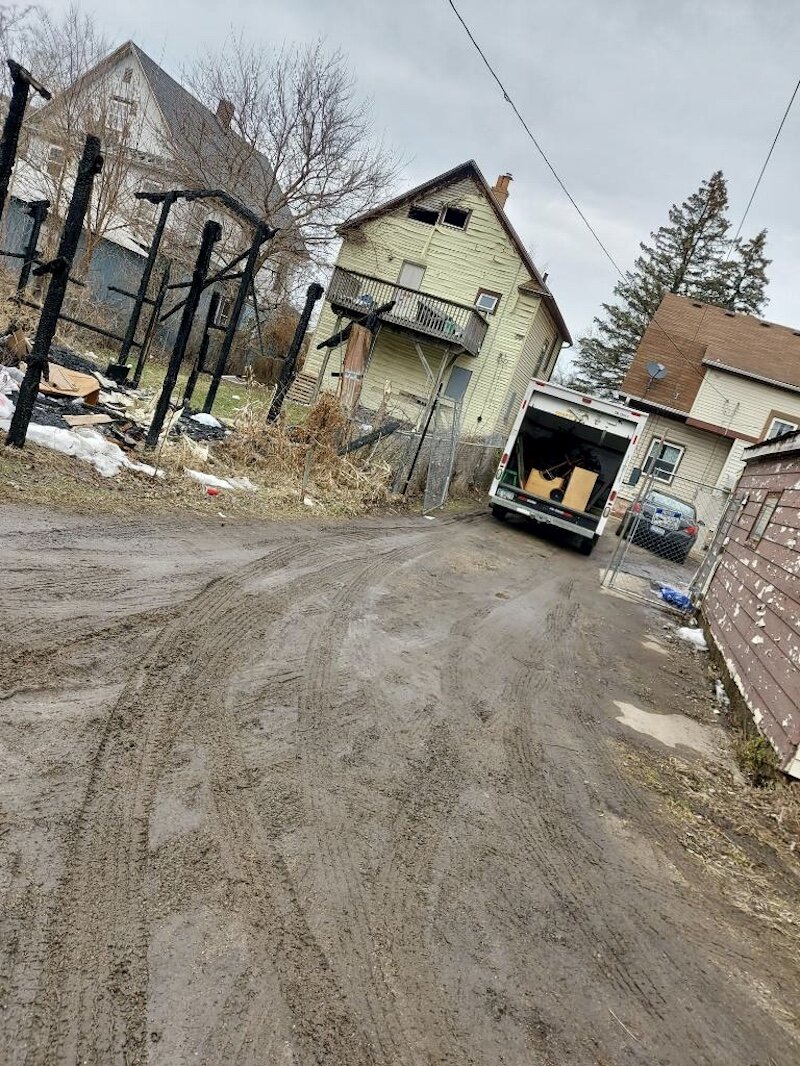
left=298, top=160, right=571, bottom=440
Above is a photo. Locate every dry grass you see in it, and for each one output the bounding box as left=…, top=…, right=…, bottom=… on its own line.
left=619, top=741, right=800, bottom=953
left=1, top=394, right=406, bottom=522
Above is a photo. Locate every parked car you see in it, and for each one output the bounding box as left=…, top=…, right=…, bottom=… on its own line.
left=616, top=490, right=701, bottom=563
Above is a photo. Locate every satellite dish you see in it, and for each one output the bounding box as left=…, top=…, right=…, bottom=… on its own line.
left=645, top=361, right=667, bottom=381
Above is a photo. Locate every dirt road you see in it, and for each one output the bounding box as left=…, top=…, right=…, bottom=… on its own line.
left=1, top=507, right=797, bottom=1065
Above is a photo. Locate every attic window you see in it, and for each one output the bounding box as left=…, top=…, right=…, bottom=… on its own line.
left=122, top=67, right=133, bottom=84
left=408, top=205, right=438, bottom=226
left=441, top=206, right=469, bottom=230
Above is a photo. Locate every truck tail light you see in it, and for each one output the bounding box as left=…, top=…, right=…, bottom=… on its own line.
left=501, top=452, right=508, bottom=466
left=609, top=490, right=617, bottom=503
left=686, top=525, right=698, bottom=536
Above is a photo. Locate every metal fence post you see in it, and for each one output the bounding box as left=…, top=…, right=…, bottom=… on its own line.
left=6, top=135, right=103, bottom=448
left=145, top=221, right=221, bottom=449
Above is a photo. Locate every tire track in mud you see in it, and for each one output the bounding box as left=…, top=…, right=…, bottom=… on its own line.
left=19, top=537, right=341, bottom=1066
left=496, top=577, right=728, bottom=1063
left=287, top=538, right=461, bottom=1066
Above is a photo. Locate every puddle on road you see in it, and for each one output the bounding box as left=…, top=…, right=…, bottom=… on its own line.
left=614, top=701, right=718, bottom=759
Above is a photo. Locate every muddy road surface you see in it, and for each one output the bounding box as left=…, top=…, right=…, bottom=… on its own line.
left=1, top=507, right=797, bottom=1065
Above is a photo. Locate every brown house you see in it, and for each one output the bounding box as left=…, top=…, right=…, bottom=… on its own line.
left=703, top=430, right=800, bottom=777
left=620, top=294, right=800, bottom=497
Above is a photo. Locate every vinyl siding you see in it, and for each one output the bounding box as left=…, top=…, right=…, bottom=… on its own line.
left=306, top=175, right=563, bottom=436
left=619, top=415, right=735, bottom=496
left=690, top=368, right=800, bottom=440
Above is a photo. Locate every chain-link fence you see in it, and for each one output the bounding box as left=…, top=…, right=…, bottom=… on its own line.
left=603, top=467, right=732, bottom=608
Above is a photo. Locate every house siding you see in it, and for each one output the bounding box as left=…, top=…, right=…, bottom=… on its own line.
left=305, top=175, right=563, bottom=437
left=704, top=452, right=800, bottom=776
left=690, top=368, right=800, bottom=441
left=619, top=414, right=734, bottom=496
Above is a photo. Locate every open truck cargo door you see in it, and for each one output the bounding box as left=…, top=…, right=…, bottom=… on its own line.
left=488, top=380, right=647, bottom=555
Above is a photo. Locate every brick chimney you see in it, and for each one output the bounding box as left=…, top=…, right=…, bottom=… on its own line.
left=492, top=173, right=512, bottom=209
left=216, top=98, right=235, bottom=130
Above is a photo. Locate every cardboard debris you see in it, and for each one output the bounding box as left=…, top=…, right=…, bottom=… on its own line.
left=35, top=362, right=101, bottom=405
left=2, top=329, right=30, bottom=364
left=63, top=413, right=114, bottom=428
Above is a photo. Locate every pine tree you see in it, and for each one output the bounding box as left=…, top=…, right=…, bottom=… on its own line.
left=722, top=229, right=770, bottom=315
left=573, top=172, right=769, bottom=395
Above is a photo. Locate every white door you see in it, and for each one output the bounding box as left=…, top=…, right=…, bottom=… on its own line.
left=395, top=261, right=425, bottom=320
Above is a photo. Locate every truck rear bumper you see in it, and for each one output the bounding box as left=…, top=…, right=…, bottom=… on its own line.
left=490, top=490, right=600, bottom=540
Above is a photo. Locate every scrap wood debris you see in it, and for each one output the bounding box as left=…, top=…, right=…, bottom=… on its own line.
left=3, top=334, right=399, bottom=514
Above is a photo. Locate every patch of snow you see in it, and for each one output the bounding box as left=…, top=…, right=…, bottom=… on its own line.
left=190, top=412, right=223, bottom=428
left=676, top=626, right=708, bottom=651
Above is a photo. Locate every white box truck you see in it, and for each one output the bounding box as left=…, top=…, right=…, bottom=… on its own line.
left=489, top=379, right=647, bottom=556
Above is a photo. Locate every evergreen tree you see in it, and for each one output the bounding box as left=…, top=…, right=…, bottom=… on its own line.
left=573, top=172, right=769, bottom=395
left=722, top=228, right=770, bottom=315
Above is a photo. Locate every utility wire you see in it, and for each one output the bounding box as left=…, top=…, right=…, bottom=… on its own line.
left=445, top=0, right=798, bottom=412
left=731, top=75, right=800, bottom=245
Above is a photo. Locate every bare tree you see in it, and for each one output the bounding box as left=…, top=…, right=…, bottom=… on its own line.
left=0, top=2, right=32, bottom=76
left=16, top=4, right=146, bottom=272
left=174, top=37, right=399, bottom=297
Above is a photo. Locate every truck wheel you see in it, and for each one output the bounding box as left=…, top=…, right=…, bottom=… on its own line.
left=578, top=534, right=598, bottom=556
left=491, top=504, right=508, bottom=521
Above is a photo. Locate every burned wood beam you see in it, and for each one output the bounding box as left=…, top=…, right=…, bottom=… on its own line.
left=267, top=282, right=324, bottom=423
left=145, top=221, right=222, bottom=449
left=338, top=419, right=403, bottom=455
left=0, top=61, right=51, bottom=227
left=6, top=135, right=103, bottom=448
left=133, top=265, right=171, bottom=388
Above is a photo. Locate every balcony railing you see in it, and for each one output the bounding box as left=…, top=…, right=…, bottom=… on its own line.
left=327, top=267, right=488, bottom=356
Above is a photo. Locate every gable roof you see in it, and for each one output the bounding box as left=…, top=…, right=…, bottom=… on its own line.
left=622, top=293, right=800, bottom=413
left=338, top=159, right=571, bottom=343
left=32, top=40, right=296, bottom=236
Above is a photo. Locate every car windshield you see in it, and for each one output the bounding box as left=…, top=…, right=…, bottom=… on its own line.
left=647, top=491, right=696, bottom=519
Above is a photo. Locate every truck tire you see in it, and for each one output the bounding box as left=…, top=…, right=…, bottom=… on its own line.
left=578, top=534, right=598, bottom=556
left=491, top=504, right=508, bottom=521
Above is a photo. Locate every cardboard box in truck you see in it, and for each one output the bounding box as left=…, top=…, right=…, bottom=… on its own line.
left=489, top=380, right=647, bottom=556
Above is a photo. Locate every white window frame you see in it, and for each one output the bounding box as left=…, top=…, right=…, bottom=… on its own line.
left=766, top=417, right=798, bottom=440
left=217, top=295, right=233, bottom=326
left=643, top=438, right=685, bottom=483
left=475, top=289, right=500, bottom=314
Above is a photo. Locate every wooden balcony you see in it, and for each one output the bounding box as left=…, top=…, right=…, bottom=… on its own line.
left=327, top=267, right=489, bottom=357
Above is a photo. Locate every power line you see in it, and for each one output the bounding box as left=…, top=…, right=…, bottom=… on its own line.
left=731, top=75, right=800, bottom=245
left=445, top=0, right=798, bottom=414
left=444, top=0, right=729, bottom=401
left=444, top=0, right=623, bottom=278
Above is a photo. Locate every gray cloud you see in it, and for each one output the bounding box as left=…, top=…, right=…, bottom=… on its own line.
left=42, top=0, right=800, bottom=346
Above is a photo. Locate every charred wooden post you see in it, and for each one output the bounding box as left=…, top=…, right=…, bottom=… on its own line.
left=202, top=221, right=273, bottom=414
left=132, top=264, right=170, bottom=387
left=6, top=135, right=103, bottom=448
left=17, top=199, right=50, bottom=294
left=183, top=291, right=220, bottom=406
left=145, top=221, right=222, bottom=449
left=0, top=60, right=51, bottom=227
left=117, top=191, right=178, bottom=365
left=266, top=282, right=324, bottom=423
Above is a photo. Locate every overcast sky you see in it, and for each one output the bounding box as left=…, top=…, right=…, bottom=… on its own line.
left=47, top=0, right=800, bottom=349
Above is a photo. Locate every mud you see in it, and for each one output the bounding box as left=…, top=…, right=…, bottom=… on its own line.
left=1, top=507, right=798, bottom=1065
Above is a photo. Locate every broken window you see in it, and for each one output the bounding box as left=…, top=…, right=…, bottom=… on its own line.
left=108, top=95, right=137, bottom=133
left=46, top=144, right=65, bottom=180
left=407, top=204, right=438, bottom=225
left=441, top=206, right=469, bottom=229
left=122, top=67, right=133, bottom=84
